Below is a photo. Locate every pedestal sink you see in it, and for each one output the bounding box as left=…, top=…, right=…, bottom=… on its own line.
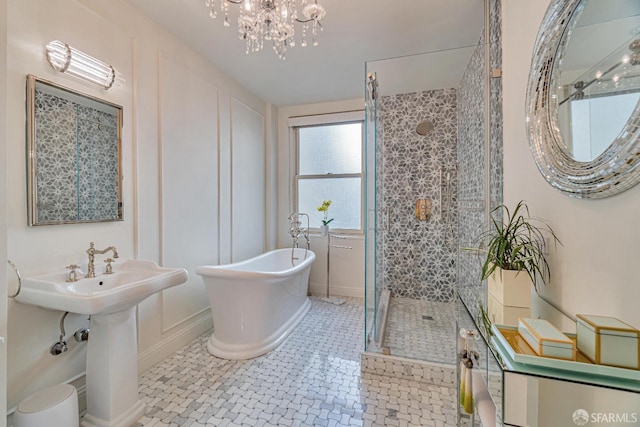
left=16, top=260, right=188, bottom=427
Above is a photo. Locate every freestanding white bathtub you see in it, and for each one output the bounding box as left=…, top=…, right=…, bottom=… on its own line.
left=196, top=248, right=316, bottom=360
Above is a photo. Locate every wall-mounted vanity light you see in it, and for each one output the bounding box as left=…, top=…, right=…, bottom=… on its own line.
left=45, top=40, right=124, bottom=90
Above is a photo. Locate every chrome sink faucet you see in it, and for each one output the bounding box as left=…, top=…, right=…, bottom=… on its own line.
left=86, top=242, right=119, bottom=278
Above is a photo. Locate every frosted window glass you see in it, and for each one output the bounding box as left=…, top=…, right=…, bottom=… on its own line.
left=299, top=123, right=362, bottom=174
left=298, top=178, right=361, bottom=229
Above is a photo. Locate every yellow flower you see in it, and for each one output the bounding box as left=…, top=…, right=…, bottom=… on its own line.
left=316, top=200, right=334, bottom=226
left=316, top=200, right=332, bottom=212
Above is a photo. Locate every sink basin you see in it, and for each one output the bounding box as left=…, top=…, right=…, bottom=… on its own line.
left=16, top=259, right=188, bottom=427
left=16, top=259, right=188, bottom=315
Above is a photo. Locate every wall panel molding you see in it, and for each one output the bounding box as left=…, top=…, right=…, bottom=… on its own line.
left=230, top=97, right=266, bottom=262
left=159, top=53, right=219, bottom=332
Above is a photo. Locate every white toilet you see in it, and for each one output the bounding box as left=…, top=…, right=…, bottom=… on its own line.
left=14, top=384, right=79, bottom=427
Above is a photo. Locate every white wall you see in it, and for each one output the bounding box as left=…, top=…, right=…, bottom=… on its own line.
left=231, top=98, right=266, bottom=261
left=0, top=0, right=8, bottom=422
left=277, top=99, right=366, bottom=298
left=6, top=0, right=135, bottom=413
left=5, top=0, right=267, bottom=418
left=502, top=0, right=640, bottom=330
left=502, top=0, right=640, bottom=419
left=266, top=103, right=278, bottom=251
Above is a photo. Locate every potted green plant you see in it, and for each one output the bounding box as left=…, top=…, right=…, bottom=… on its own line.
left=477, top=200, right=561, bottom=314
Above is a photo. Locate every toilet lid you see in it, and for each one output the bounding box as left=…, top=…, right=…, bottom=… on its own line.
left=18, top=384, right=75, bottom=414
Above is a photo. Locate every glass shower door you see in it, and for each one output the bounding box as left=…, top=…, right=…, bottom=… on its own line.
left=364, top=70, right=383, bottom=351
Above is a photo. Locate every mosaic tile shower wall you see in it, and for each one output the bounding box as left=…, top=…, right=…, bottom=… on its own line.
left=373, top=89, right=386, bottom=323
left=379, top=89, right=458, bottom=302
left=489, top=0, right=504, bottom=216
left=457, top=0, right=503, bottom=321
left=35, top=90, right=120, bottom=223
left=457, top=38, right=487, bottom=316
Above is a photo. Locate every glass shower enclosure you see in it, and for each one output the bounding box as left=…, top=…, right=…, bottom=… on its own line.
left=363, top=36, right=503, bottom=364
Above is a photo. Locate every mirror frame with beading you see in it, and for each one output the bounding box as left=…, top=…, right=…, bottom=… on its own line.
left=526, top=0, right=640, bottom=199
left=27, top=74, right=124, bottom=226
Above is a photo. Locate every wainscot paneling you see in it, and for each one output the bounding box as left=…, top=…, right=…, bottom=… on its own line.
left=160, top=55, right=219, bottom=332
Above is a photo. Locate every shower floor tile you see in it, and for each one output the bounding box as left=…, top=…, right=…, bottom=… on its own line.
left=135, top=297, right=457, bottom=427
left=383, top=297, right=456, bottom=364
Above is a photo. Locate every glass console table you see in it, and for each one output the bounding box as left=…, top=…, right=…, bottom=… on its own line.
left=455, top=291, right=640, bottom=427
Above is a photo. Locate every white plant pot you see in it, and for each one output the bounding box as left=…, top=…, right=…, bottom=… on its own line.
left=487, top=267, right=532, bottom=308
left=487, top=292, right=530, bottom=326
left=320, top=225, right=329, bottom=237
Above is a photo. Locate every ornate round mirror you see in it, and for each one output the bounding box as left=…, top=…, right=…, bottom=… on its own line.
left=526, top=0, right=640, bottom=198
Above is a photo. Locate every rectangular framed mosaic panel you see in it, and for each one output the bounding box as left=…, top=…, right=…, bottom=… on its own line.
left=26, top=75, right=123, bottom=225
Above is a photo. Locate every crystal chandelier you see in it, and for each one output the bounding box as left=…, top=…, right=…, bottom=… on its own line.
left=204, top=0, right=326, bottom=60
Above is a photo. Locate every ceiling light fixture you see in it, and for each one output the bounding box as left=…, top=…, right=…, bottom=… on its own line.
left=45, top=40, right=124, bottom=90
left=204, top=0, right=326, bottom=60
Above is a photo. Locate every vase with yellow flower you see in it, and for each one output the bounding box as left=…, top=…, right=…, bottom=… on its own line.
left=317, top=200, right=333, bottom=236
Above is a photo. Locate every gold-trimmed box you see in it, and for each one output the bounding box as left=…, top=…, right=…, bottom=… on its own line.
left=576, top=314, right=640, bottom=369
left=517, top=317, right=576, bottom=360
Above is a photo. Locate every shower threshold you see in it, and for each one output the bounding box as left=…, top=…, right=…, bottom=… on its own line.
left=366, top=289, right=391, bottom=353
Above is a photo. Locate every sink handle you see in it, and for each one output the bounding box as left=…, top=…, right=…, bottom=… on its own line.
left=65, top=264, right=80, bottom=282
left=104, top=258, right=115, bottom=275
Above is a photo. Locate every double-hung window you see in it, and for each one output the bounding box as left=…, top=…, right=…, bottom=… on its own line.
left=293, top=112, right=364, bottom=232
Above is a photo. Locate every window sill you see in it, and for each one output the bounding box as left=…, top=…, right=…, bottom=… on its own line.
left=309, top=230, right=364, bottom=238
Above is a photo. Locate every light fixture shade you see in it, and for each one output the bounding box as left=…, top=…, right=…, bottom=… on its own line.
left=45, top=40, right=124, bottom=90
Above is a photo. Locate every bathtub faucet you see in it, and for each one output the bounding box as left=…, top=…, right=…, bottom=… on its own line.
left=288, top=213, right=310, bottom=263
left=86, top=242, right=119, bottom=278
left=303, top=229, right=310, bottom=248
left=288, top=213, right=309, bottom=247
left=288, top=214, right=301, bottom=240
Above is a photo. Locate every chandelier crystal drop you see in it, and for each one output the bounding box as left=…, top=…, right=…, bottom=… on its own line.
left=204, top=0, right=326, bottom=60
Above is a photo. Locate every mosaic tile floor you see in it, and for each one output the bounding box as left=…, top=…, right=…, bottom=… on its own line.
left=136, top=297, right=458, bottom=427
left=383, top=297, right=456, bottom=364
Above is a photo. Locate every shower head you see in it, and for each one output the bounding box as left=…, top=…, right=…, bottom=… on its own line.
left=416, top=119, right=434, bottom=136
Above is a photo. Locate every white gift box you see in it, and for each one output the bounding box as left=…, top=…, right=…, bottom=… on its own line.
left=576, top=314, right=640, bottom=369
left=518, top=317, right=575, bottom=360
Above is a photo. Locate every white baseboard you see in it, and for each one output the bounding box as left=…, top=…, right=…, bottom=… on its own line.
left=309, top=282, right=363, bottom=299
left=138, top=310, right=213, bottom=373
